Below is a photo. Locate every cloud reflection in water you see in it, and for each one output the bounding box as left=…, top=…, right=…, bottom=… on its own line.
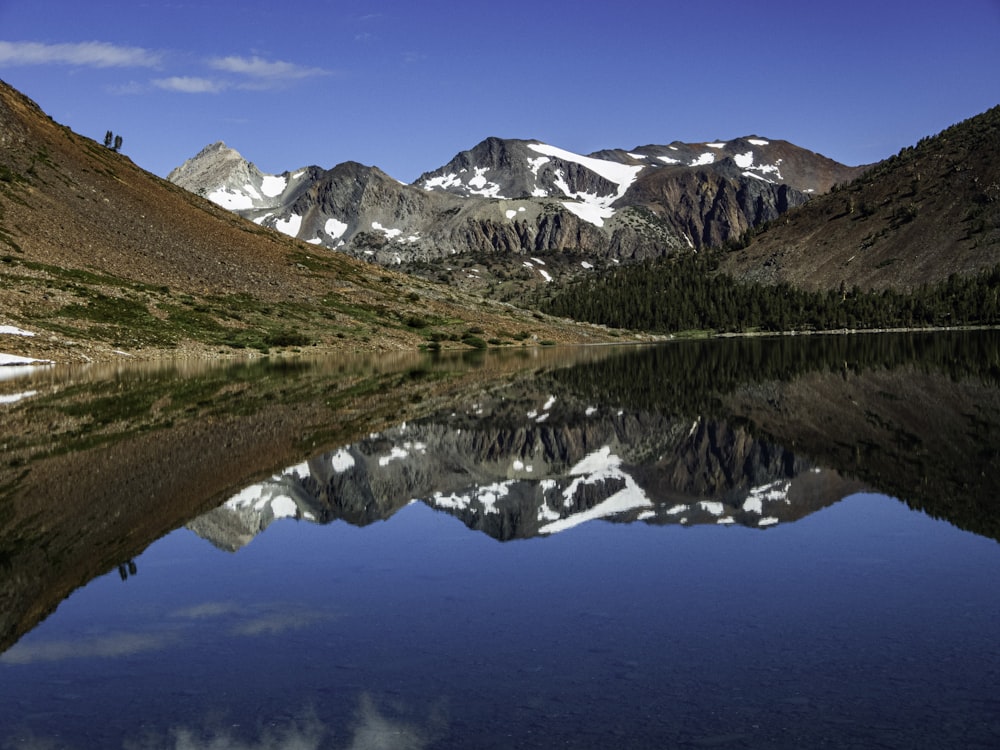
left=0, top=632, right=174, bottom=665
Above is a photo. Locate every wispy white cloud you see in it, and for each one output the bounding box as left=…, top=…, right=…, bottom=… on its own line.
left=208, top=55, right=331, bottom=85
left=153, top=76, right=228, bottom=94
left=0, top=40, right=162, bottom=68
left=0, top=42, right=331, bottom=95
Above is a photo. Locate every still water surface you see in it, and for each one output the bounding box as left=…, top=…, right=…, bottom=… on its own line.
left=1, top=334, right=999, bottom=748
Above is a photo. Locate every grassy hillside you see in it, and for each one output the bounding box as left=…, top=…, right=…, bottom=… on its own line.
left=0, top=80, right=624, bottom=363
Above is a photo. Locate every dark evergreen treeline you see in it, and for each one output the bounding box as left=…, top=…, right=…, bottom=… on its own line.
left=541, top=253, right=1000, bottom=333
left=550, top=329, right=1000, bottom=417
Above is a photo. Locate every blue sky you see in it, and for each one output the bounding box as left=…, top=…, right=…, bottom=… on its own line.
left=1, top=0, right=998, bottom=182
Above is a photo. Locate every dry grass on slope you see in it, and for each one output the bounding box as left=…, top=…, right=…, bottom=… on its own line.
left=723, top=106, right=1000, bottom=291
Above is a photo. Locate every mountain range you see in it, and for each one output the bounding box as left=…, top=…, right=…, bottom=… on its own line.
left=0, top=79, right=625, bottom=364
left=168, top=106, right=1000, bottom=296
left=168, top=134, right=865, bottom=288
left=2, top=73, right=998, bottom=363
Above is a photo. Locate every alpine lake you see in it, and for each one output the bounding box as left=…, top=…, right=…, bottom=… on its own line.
left=1, top=331, right=999, bottom=749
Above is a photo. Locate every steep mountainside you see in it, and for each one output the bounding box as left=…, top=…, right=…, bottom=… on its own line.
left=723, top=105, right=1000, bottom=290
left=0, top=80, right=621, bottom=363
left=168, top=134, right=864, bottom=284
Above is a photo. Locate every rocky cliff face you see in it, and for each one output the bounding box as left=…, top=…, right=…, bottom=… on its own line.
left=188, top=385, right=863, bottom=549
left=624, top=166, right=805, bottom=249
left=168, top=134, right=865, bottom=281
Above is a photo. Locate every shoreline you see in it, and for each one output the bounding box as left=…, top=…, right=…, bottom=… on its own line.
left=2, top=323, right=996, bottom=373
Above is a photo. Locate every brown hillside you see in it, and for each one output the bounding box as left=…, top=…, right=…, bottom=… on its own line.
left=0, top=80, right=620, bottom=363
left=723, top=106, right=1000, bottom=290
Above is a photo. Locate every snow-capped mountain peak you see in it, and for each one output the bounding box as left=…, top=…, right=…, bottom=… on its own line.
left=169, top=132, right=865, bottom=274
left=167, top=141, right=319, bottom=216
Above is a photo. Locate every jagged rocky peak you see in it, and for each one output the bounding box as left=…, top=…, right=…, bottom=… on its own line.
left=167, top=141, right=257, bottom=193
left=416, top=137, right=545, bottom=198
left=168, top=141, right=319, bottom=213
left=415, top=136, right=643, bottom=205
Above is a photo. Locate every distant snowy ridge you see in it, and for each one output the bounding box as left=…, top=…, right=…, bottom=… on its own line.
left=169, top=134, right=864, bottom=277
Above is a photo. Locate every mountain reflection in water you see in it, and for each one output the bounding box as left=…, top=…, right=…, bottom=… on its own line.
left=1, top=332, right=1000, bottom=748
left=193, top=394, right=861, bottom=550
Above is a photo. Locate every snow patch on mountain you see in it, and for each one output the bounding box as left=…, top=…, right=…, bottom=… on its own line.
left=467, top=167, right=505, bottom=198
left=527, top=155, right=550, bottom=175
left=0, top=390, right=37, bottom=405
left=422, top=173, right=462, bottom=191
left=527, top=143, right=643, bottom=196
left=208, top=188, right=254, bottom=210
left=724, top=148, right=784, bottom=182
left=522, top=257, right=554, bottom=282
left=325, top=218, right=348, bottom=239
left=0, top=325, right=35, bottom=337
left=275, top=215, right=302, bottom=237
left=0, top=353, right=51, bottom=367
left=747, top=160, right=783, bottom=181
left=372, top=221, right=403, bottom=239
left=260, top=174, right=287, bottom=197
left=526, top=143, right=643, bottom=228
left=560, top=196, right=615, bottom=227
